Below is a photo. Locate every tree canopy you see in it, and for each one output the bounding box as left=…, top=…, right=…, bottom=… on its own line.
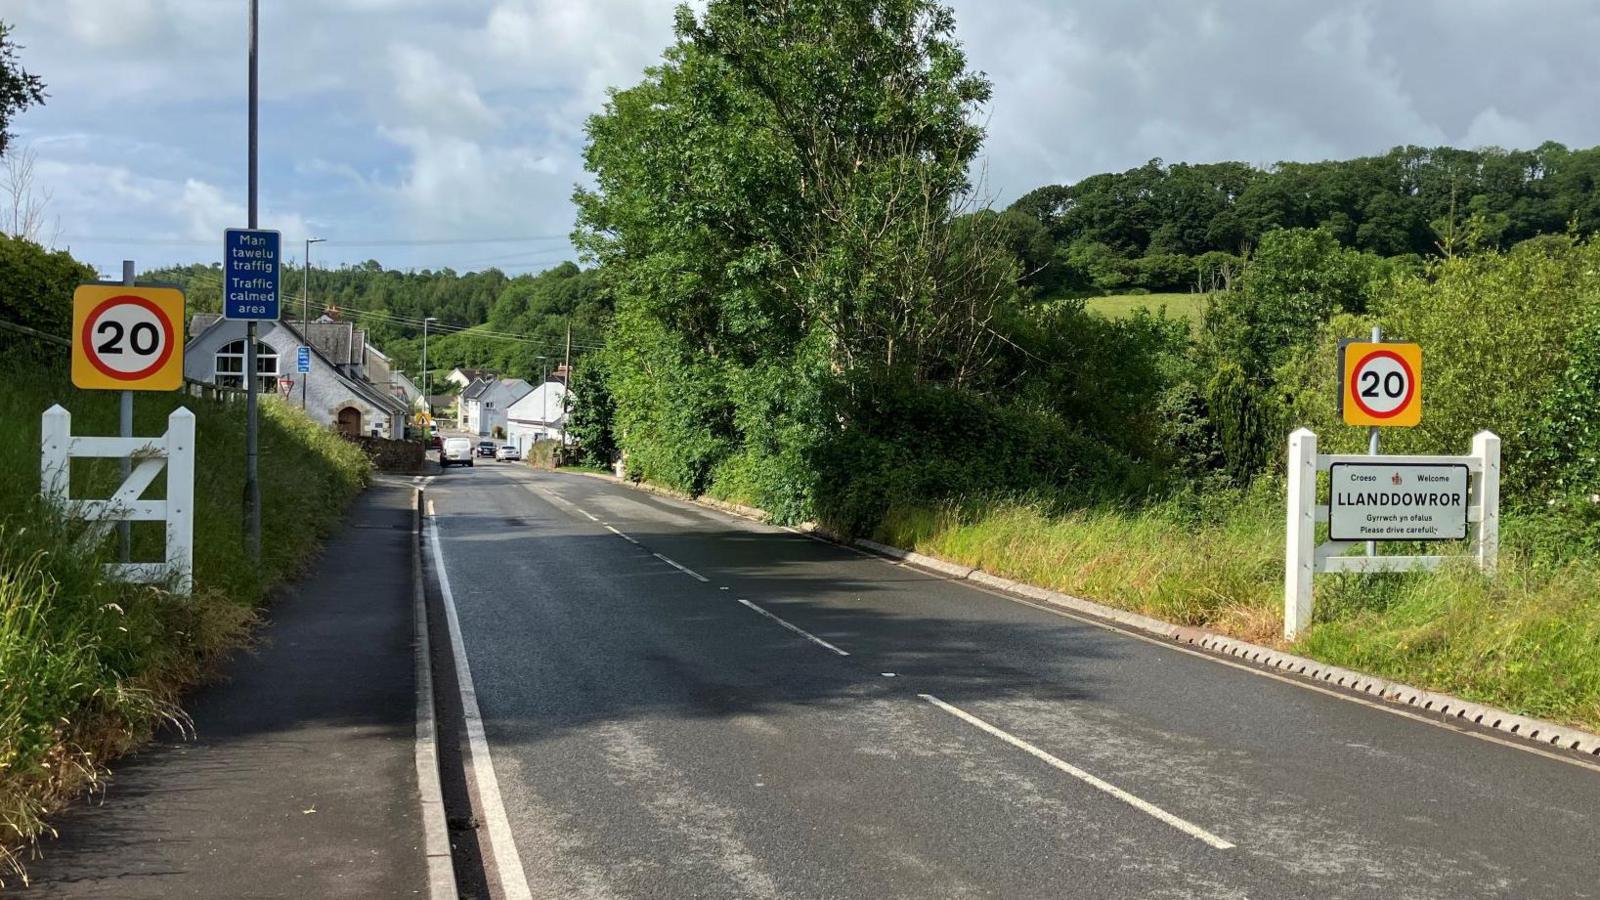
left=0, top=22, right=44, bottom=158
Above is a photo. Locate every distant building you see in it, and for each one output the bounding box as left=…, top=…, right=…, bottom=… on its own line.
left=185, top=314, right=410, bottom=439
left=461, top=377, right=533, bottom=437
left=506, top=379, right=571, bottom=453
left=445, top=367, right=495, bottom=390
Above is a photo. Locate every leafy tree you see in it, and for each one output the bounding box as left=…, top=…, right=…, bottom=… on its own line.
left=577, top=0, right=1013, bottom=514
left=565, top=354, right=618, bottom=465
left=0, top=22, right=44, bottom=158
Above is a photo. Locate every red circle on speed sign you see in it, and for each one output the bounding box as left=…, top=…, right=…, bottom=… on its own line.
left=80, top=294, right=177, bottom=382
left=1348, top=348, right=1417, bottom=420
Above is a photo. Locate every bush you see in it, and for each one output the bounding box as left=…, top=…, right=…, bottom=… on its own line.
left=1277, top=237, right=1600, bottom=515
left=0, top=235, right=95, bottom=361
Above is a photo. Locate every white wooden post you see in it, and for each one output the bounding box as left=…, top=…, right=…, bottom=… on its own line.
left=1471, top=430, right=1500, bottom=576
left=1283, top=428, right=1318, bottom=640
left=37, top=404, right=196, bottom=596
left=165, top=408, right=196, bottom=595
left=41, top=404, right=70, bottom=504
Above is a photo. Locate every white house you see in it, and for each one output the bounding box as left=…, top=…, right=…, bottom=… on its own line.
left=185, top=314, right=410, bottom=439
left=462, top=377, right=533, bottom=437
left=506, top=380, right=571, bottom=453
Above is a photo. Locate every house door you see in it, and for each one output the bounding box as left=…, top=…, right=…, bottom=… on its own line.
left=336, top=406, right=362, bottom=437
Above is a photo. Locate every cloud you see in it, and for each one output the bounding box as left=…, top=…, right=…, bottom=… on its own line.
left=948, top=0, right=1600, bottom=200
left=8, top=0, right=1600, bottom=272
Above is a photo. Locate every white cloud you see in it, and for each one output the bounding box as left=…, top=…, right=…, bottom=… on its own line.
left=388, top=44, right=499, bottom=136
left=6, top=0, right=1600, bottom=272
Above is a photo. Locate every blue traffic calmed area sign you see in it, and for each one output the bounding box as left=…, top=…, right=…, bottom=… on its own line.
left=223, top=228, right=281, bottom=320
left=297, top=345, right=311, bottom=373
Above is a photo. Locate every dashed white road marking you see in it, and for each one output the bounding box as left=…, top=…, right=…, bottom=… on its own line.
left=919, top=693, right=1235, bottom=850
left=605, top=524, right=640, bottom=545
left=426, top=515, right=536, bottom=900
left=652, top=552, right=711, bottom=582
left=735, top=597, right=851, bottom=656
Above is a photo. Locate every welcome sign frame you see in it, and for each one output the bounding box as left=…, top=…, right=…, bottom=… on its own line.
left=1283, top=428, right=1500, bottom=639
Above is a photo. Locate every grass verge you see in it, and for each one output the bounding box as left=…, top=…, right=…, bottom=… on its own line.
left=0, top=363, right=369, bottom=886
left=875, top=489, right=1600, bottom=733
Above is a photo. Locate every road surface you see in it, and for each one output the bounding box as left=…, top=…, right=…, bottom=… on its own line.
left=425, top=463, right=1600, bottom=900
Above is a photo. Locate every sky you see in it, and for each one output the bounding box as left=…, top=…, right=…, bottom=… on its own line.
left=4, top=0, right=1600, bottom=277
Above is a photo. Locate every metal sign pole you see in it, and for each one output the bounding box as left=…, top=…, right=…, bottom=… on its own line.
left=243, top=0, right=262, bottom=561
left=119, top=259, right=135, bottom=563
left=1366, top=324, right=1381, bottom=558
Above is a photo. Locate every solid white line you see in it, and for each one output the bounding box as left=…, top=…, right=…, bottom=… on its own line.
left=427, top=516, right=535, bottom=900
left=605, top=524, right=640, bottom=545
left=411, top=492, right=458, bottom=900
left=652, top=552, right=711, bottom=582
left=919, top=694, right=1235, bottom=850
left=735, top=597, right=851, bottom=656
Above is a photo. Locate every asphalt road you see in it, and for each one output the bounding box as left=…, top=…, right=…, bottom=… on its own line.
left=426, top=463, right=1600, bottom=900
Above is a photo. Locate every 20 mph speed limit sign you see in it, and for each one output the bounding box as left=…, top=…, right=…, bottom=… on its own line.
left=71, top=285, right=186, bottom=391
left=1339, top=340, right=1422, bottom=427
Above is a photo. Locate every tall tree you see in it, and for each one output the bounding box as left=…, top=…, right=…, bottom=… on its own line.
left=0, top=22, right=44, bottom=158
left=577, top=0, right=1008, bottom=503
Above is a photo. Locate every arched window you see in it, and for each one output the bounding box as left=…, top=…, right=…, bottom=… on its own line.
left=215, top=339, right=278, bottom=392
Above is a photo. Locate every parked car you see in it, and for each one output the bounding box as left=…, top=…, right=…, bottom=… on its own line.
left=496, top=444, right=521, bottom=461
left=430, top=434, right=443, bottom=451
left=476, top=440, right=497, bottom=458
left=441, top=437, right=474, bottom=468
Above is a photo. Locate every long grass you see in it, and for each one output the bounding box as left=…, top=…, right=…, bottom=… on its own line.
left=0, top=362, right=369, bottom=886
left=877, top=491, right=1600, bottom=732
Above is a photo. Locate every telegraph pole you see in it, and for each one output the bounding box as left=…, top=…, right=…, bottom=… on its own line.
left=562, top=318, right=571, bottom=442
left=243, top=0, right=262, bottom=560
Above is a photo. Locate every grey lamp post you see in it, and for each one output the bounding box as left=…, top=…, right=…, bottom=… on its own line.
left=423, top=316, right=438, bottom=427
left=301, top=237, right=324, bottom=409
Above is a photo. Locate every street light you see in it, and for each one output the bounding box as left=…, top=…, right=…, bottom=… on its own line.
left=301, top=237, right=325, bottom=409
left=423, top=316, right=438, bottom=425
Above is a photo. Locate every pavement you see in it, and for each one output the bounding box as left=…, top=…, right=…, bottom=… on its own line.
left=21, top=478, right=428, bottom=899
left=426, top=463, right=1600, bottom=900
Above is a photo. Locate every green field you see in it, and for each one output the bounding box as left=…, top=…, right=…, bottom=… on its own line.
left=1085, top=292, right=1209, bottom=325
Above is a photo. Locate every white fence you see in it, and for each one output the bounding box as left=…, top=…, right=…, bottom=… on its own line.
left=40, top=404, right=196, bottom=594
left=1283, top=428, right=1500, bottom=639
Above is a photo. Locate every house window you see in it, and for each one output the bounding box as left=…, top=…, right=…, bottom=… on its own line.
left=215, top=339, right=279, bottom=392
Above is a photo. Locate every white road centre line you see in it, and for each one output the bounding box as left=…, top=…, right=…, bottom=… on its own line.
left=605, top=524, right=640, bottom=545
left=735, top=597, right=851, bottom=656
left=652, top=552, right=711, bottom=582
left=426, top=515, right=536, bottom=900
left=919, top=693, right=1235, bottom=851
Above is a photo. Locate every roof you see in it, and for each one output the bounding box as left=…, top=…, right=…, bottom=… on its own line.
left=300, top=321, right=355, bottom=365
left=482, top=378, right=534, bottom=407
left=452, top=367, right=494, bottom=380
left=461, top=377, right=494, bottom=401
left=190, top=313, right=222, bottom=337
left=507, top=381, right=570, bottom=425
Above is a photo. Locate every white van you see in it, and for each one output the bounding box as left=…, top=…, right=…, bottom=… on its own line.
left=441, top=437, right=475, bottom=468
